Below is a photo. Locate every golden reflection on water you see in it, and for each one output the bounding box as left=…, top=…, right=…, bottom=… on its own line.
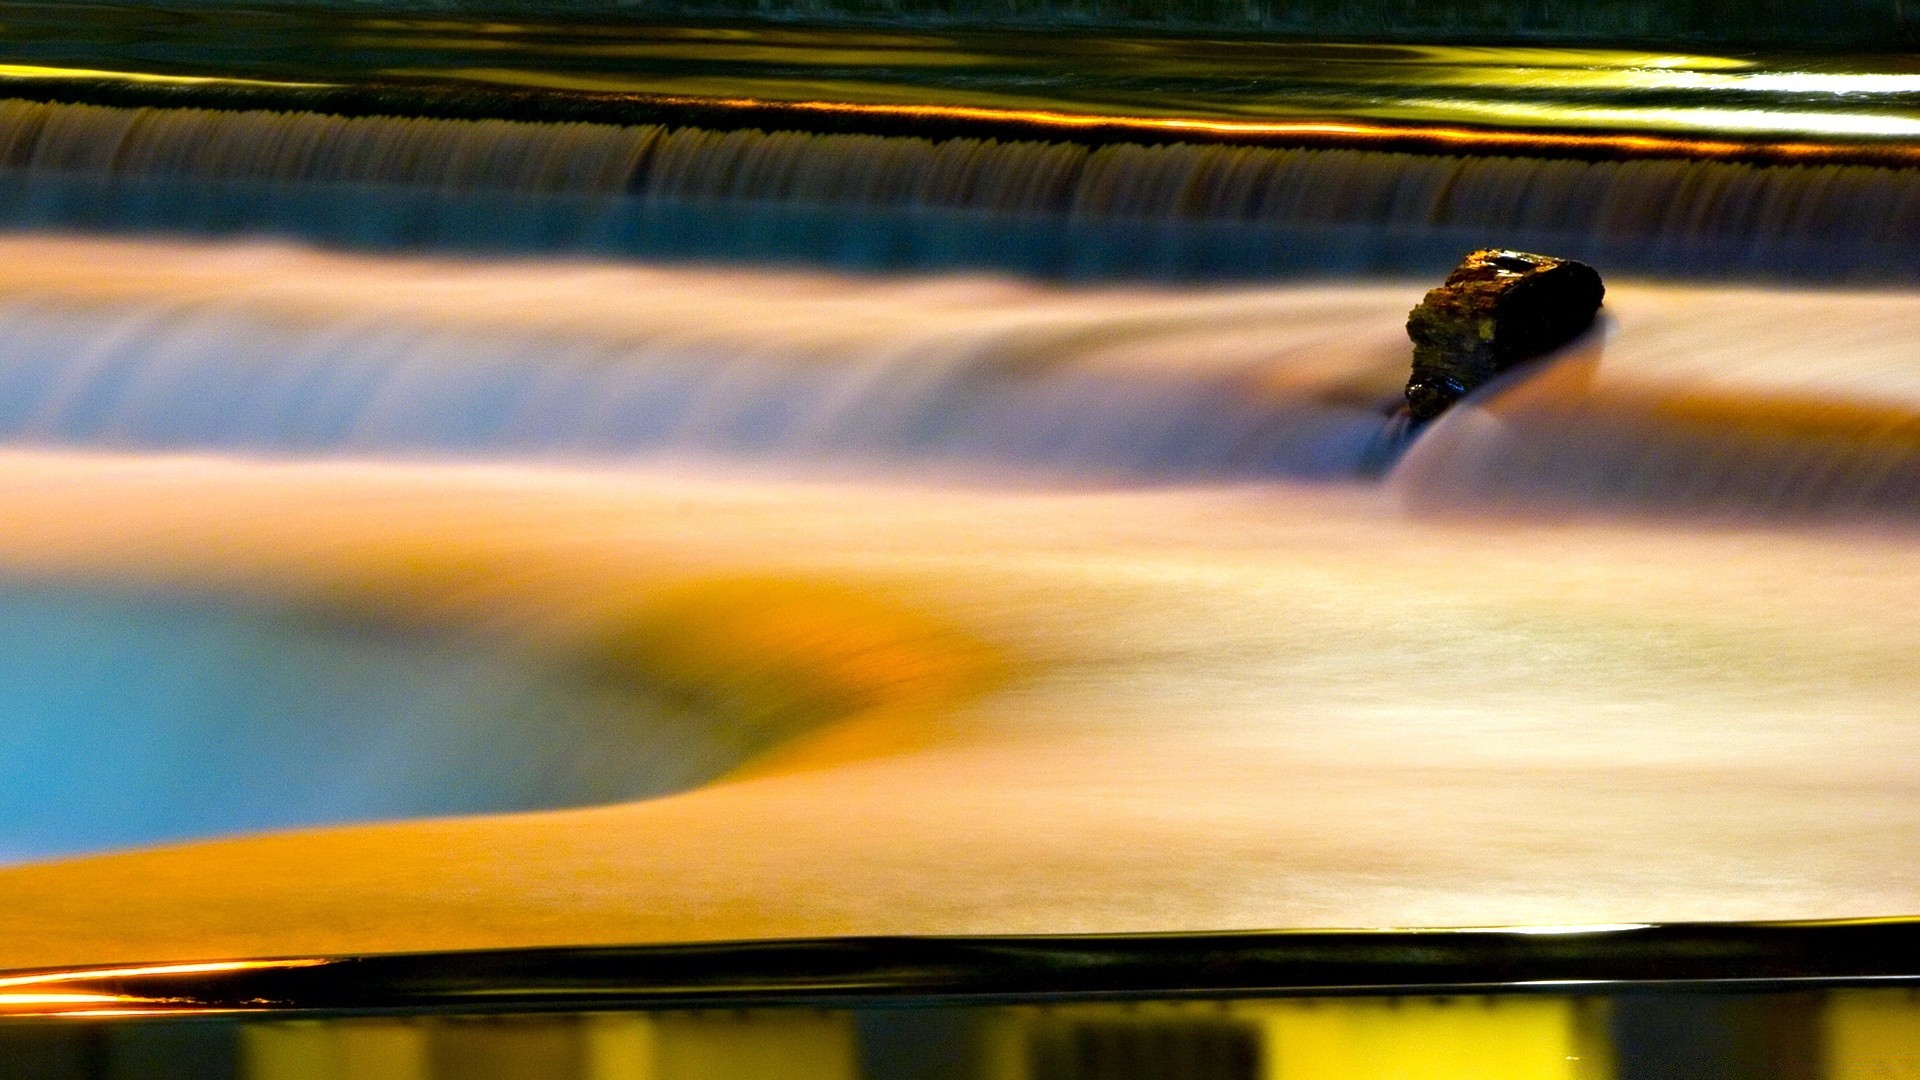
left=0, top=63, right=325, bottom=89
left=0, top=29, right=1917, bottom=158
left=1393, top=96, right=1920, bottom=139
left=0, top=960, right=328, bottom=1017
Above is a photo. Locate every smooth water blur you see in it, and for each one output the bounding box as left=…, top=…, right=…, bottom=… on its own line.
left=0, top=585, right=808, bottom=865
left=0, top=235, right=1411, bottom=477
left=0, top=98, right=1914, bottom=278
left=0, top=235, right=1918, bottom=521
left=5, top=238, right=1920, bottom=950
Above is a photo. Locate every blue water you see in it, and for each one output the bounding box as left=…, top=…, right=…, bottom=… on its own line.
left=0, top=587, right=731, bottom=864
left=1, top=173, right=1911, bottom=284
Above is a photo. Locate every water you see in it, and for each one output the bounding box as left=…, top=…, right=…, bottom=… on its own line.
left=0, top=234, right=1912, bottom=514
left=0, top=99, right=1916, bottom=277
left=0, top=235, right=1410, bottom=477
left=0, top=233, right=1919, bottom=879
left=59, top=0, right=1917, bottom=46
left=1392, top=287, right=1920, bottom=520
left=5, top=449, right=1920, bottom=956
left=0, top=579, right=876, bottom=864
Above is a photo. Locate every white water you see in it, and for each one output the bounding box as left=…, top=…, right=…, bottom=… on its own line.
left=0, top=235, right=1413, bottom=476
left=0, top=235, right=1919, bottom=515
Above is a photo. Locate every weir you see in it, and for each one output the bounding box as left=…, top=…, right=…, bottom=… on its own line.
left=0, top=98, right=1919, bottom=277
left=0, top=6, right=1911, bottom=277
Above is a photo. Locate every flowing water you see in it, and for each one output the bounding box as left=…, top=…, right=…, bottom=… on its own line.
left=0, top=0, right=1917, bottom=969
left=0, top=235, right=1411, bottom=476
left=0, top=587, right=799, bottom=863
left=0, top=234, right=1913, bottom=520
left=0, top=98, right=1915, bottom=277
left=0, top=231, right=1915, bottom=873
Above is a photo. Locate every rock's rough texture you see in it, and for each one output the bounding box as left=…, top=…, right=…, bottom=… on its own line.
left=1404, top=249, right=1605, bottom=422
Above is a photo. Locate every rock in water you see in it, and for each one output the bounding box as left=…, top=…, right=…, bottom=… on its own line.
left=1404, top=249, right=1605, bottom=422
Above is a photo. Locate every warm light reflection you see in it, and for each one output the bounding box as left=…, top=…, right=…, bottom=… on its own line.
left=0, top=958, right=325, bottom=988
left=360, top=67, right=1920, bottom=163
left=0, top=57, right=1906, bottom=164
left=1404, top=96, right=1920, bottom=139
left=1393, top=45, right=1753, bottom=71
left=1499, top=924, right=1653, bottom=936
left=1687, top=71, right=1920, bottom=95
left=0, top=992, right=135, bottom=1005
left=637, top=92, right=1920, bottom=162
left=0, top=63, right=325, bottom=89
left=0, top=960, right=326, bottom=1017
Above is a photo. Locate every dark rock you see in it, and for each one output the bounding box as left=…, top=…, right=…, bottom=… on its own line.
left=1404, top=249, right=1604, bottom=422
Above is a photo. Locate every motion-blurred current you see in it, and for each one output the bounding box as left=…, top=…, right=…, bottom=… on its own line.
left=0, top=100, right=1915, bottom=279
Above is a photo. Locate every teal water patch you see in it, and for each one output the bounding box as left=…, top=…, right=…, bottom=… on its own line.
left=0, top=586, right=743, bottom=864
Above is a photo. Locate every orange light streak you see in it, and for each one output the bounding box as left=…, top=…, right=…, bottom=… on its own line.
left=0, top=59, right=1916, bottom=165
left=0, top=959, right=327, bottom=1018
left=0, top=958, right=326, bottom=989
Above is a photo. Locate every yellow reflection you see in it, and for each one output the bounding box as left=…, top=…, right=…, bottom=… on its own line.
left=242, top=1011, right=857, bottom=1080
left=1691, top=72, right=1920, bottom=95
left=985, top=998, right=1611, bottom=1080
left=1825, top=989, right=1920, bottom=1079
left=354, top=18, right=543, bottom=34
left=342, top=36, right=992, bottom=67
left=1391, top=45, right=1753, bottom=71
left=387, top=68, right=1920, bottom=163
left=1494, top=924, right=1652, bottom=936
left=1245, top=997, right=1611, bottom=1080
left=247, top=1019, right=431, bottom=1080
left=1401, top=96, right=1920, bottom=139
left=0, top=63, right=326, bottom=89
left=1408, top=67, right=1920, bottom=94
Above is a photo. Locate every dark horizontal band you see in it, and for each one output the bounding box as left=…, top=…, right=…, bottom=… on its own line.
left=7, top=920, right=1920, bottom=1019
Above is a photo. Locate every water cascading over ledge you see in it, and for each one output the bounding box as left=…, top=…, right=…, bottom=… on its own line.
left=0, top=6, right=1915, bottom=278
left=0, top=98, right=1918, bottom=278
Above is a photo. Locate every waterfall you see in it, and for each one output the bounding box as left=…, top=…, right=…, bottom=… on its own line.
left=0, top=99, right=1917, bottom=277
left=5, top=232, right=1920, bottom=510
left=0, top=234, right=1411, bottom=477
